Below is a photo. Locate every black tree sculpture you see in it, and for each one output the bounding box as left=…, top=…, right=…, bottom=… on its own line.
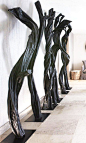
left=59, top=23, right=72, bottom=94
left=49, top=14, right=71, bottom=105
left=8, top=1, right=47, bottom=138
left=51, top=14, right=71, bottom=97
left=43, top=8, right=58, bottom=110
left=43, top=12, right=70, bottom=109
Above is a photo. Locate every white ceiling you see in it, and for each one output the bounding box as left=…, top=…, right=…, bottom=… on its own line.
left=34, top=0, right=86, bottom=33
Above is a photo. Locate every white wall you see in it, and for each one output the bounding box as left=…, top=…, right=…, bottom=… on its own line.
left=72, top=33, right=86, bottom=70
left=0, top=0, right=45, bottom=130
left=69, top=33, right=74, bottom=72
left=68, top=32, right=86, bottom=75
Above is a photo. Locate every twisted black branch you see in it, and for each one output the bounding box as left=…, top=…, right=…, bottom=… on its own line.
left=7, top=1, right=46, bottom=138
left=43, top=9, right=57, bottom=109
left=53, top=14, right=71, bottom=95
left=43, top=12, right=70, bottom=109
left=59, top=24, right=72, bottom=94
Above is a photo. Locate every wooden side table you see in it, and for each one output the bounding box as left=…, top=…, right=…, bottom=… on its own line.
left=70, top=70, right=81, bottom=80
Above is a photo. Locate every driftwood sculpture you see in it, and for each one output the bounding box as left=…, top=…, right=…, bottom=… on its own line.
left=8, top=1, right=47, bottom=138
left=43, top=9, right=58, bottom=109
left=59, top=23, right=72, bottom=94
left=50, top=14, right=70, bottom=102
left=43, top=12, right=70, bottom=109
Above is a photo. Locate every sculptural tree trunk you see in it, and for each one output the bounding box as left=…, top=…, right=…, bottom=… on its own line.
left=43, top=9, right=58, bottom=110
left=7, top=1, right=46, bottom=138
left=59, top=24, right=72, bottom=94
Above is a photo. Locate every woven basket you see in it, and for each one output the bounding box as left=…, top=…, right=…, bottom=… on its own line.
left=70, top=70, right=81, bottom=80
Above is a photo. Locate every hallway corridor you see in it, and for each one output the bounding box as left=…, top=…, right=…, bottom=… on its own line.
left=1, top=80, right=86, bottom=143
left=26, top=80, right=86, bottom=143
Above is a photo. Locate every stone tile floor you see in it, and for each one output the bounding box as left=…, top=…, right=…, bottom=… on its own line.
left=1, top=80, right=86, bottom=143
